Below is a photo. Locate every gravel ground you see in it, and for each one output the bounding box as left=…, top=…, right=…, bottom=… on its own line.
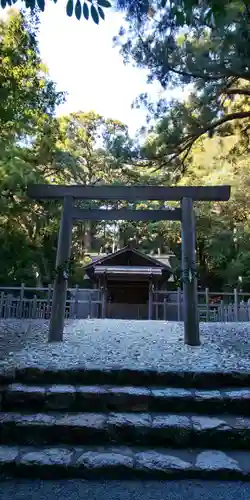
left=1, top=319, right=250, bottom=373
left=1, top=480, right=250, bottom=500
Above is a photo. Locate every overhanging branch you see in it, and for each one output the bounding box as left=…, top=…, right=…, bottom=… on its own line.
left=188, top=110, right=250, bottom=141
left=154, top=110, right=250, bottom=170
left=165, top=66, right=250, bottom=83
left=224, top=88, right=250, bottom=97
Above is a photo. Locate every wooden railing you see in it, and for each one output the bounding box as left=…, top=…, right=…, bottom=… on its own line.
left=0, top=285, right=250, bottom=322
left=152, top=289, right=250, bottom=322
left=0, top=285, right=102, bottom=320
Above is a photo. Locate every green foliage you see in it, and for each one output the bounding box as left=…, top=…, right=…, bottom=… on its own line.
left=0, top=13, right=139, bottom=286
left=56, top=111, right=142, bottom=257
left=2, top=8, right=250, bottom=293
left=117, top=0, right=246, bottom=26
left=117, top=1, right=250, bottom=288
left=1, top=0, right=240, bottom=23
left=176, top=136, right=250, bottom=289
left=0, top=0, right=111, bottom=21
left=0, top=10, right=64, bottom=151
left=116, top=0, right=250, bottom=175
left=0, top=11, right=63, bottom=285
left=66, top=0, right=73, bottom=16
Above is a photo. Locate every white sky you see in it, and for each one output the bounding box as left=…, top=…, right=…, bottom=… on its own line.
left=37, top=2, right=162, bottom=136
left=2, top=2, right=187, bottom=136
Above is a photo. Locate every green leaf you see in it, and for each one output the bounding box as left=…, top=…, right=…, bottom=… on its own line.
left=66, top=0, right=74, bottom=16
left=83, top=2, right=89, bottom=19
left=25, top=0, right=36, bottom=8
left=91, top=4, right=99, bottom=23
left=183, top=0, right=199, bottom=8
left=97, top=0, right=111, bottom=7
left=175, top=10, right=185, bottom=26
left=98, top=5, right=105, bottom=20
left=36, top=0, right=45, bottom=11
left=75, top=0, right=81, bottom=19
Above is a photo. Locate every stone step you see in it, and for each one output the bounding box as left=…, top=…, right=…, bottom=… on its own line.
left=2, top=366, right=250, bottom=388
left=0, top=444, right=250, bottom=480
left=2, top=383, right=250, bottom=415
left=1, top=411, right=250, bottom=449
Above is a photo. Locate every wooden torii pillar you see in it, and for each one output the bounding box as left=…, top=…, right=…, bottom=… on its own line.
left=27, top=184, right=231, bottom=346
left=181, top=197, right=199, bottom=345
left=48, top=196, right=73, bottom=342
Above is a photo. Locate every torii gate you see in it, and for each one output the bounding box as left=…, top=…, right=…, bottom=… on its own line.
left=27, top=184, right=231, bottom=346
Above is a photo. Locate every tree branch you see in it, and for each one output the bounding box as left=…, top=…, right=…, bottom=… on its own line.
left=192, top=110, right=250, bottom=138
left=166, top=65, right=222, bottom=81
left=167, top=65, right=250, bottom=83
left=223, top=88, right=250, bottom=97
left=153, top=110, right=250, bottom=170
left=139, top=32, right=250, bottom=84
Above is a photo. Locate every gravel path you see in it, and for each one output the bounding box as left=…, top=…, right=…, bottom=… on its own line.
left=1, top=319, right=250, bottom=373
left=1, top=480, right=250, bottom=500
left=0, top=319, right=67, bottom=360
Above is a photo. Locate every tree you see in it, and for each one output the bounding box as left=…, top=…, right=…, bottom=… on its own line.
left=56, top=111, right=139, bottom=255
left=116, top=0, right=250, bottom=174
left=117, top=0, right=245, bottom=25
left=0, top=10, right=65, bottom=285
left=0, top=1, right=241, bottom=23
left=0, top=0, right=112, bottom=22
left=0, top=10, right=63, bottom=144
left=165, top=134, right=250, bottom=290
left=0, top=12, right=139, bottom=286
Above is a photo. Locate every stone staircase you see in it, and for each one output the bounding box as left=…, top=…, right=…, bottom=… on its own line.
left=1, top=367, right=250, bottom=480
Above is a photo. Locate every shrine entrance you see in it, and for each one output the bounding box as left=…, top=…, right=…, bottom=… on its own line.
left=84, top=246, right=172, bottom=320
left=27, top=184, right=230, bottom=346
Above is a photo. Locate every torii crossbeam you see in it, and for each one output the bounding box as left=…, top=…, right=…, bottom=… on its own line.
left=28, top=184, right=230, bottom=346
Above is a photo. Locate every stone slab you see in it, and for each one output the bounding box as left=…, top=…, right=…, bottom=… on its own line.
left=191, top=416, right=231, bottom=431
left=76, top=451, right=134, bottom=470
left=152, top=415, right=191, bottom=429
left=20, top=448, right=74, bottom=466
left=3, top=385, right=250, bottom=415
left=0, top=445, right=250, bottom=480
left=45, top=385, right=76, bottom=410
left=106, top=387, right=151, bottom=412
left=107, top=413, right=152, bottom=428
left=0, top=446, right=19, bottom=463
left=6, top=383, right=46, bottom=396
left=1, top=411, right=250, bottom=448
left=135, top=450, right=192, bottom=472
left=196, top=450, right=241, bottom=471
left=54, top=413, right=107, bottom=429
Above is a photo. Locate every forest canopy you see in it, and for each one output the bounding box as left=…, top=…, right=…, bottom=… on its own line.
left=0, top=8, right=250, bottom=292
left=0, top=0, right=243, bottom=24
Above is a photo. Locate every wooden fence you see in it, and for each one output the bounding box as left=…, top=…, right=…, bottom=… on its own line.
left=0, top=285, right=103, bottom=320
left=152, top=289, right=250, bottom=322
left=0, top=285, right=250, bottom=322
